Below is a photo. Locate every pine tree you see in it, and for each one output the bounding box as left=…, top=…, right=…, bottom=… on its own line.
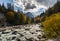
left=1, top=3, right=6, bottom=13
left=7, top=3, right=12, bottom=11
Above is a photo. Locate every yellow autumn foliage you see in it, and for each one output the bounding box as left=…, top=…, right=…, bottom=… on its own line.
left=42, top=12, right=60, bottom=39
left=7, top=11, right=14, bottom=20
left=22, top=14, right=27, bottom=23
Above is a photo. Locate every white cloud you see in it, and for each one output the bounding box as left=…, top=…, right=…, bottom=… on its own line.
left=13, top=0, right=48, bottom=11
left=0, top=0, right=57, bottom=17
left=13, top=0, right=57, bottom=17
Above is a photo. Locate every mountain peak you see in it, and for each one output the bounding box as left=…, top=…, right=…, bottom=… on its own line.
left=25, top=12, right=34, bottom=18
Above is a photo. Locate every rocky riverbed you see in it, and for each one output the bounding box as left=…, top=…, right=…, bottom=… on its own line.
left=0, top=23, right=45, bottom=41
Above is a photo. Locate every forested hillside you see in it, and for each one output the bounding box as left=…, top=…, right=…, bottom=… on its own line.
left=42, top=1, right=60, bottom=40
left=40, top=1, right=60, bottom=21
left=0, top=3, right=34, bottom=26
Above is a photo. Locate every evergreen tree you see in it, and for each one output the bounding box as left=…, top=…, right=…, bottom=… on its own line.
left=7, top=3, right=12, bottom=11
left=27, top=17, right=31, bottom=24
left=1, top=3, right=6, bottom=13
left=0, top=4, right=2, bottom=12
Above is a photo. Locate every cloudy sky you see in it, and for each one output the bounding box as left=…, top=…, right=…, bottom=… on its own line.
left=14, top=0, right=57, bottom=16
left=14, top=0, right=57, bottom=10
left=0, top=0, right=58, bottom=16
left=0, top=0, right=57, bottom=10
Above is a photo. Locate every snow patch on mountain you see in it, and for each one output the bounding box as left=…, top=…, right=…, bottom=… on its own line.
left=25, top=8, right=46, bottom=18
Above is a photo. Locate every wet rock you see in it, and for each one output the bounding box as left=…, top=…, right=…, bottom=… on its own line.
left=0, top=23, right=43, bottom=41
left=16, top=38, right=21, bottom=41
left=12, top=37, right=16, bottom=40
left=12, top=31, right=17, bottom=35
left=20, top=37, right=26, bottom=41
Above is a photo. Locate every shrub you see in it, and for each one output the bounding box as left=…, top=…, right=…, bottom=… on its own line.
left=42, top=12, right=60, bottom=39
left=6, top=11, right=15, bottom=24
